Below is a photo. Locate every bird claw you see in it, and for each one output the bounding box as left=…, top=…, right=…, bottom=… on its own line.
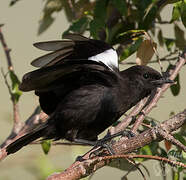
left=75, top=155, right=85, bottom=162
left=120, top=130, right=135, bottom=139
left=75, top=130, right=135, bottom=160
left=89, top=143, right=115, bottom=158
left=89, top=130, right=135, bottom=157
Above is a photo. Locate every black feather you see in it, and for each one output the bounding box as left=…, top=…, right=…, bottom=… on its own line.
left=6, top=34, right=172, bottom=155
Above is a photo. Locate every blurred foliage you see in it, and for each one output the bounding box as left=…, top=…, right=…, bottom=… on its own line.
left=36, top=156, right=62, bottom=179
left=35, top=0, right=186, bottom=67
left=9, top=70, right=22, bottom=103
left=8, top=0, right=186, bottom=179
left=9, top=0, right=186, bottom=62
left=168, top=64, right=181, bottom=96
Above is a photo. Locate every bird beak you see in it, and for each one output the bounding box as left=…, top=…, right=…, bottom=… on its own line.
left=151, top=78, right=174, bottom=86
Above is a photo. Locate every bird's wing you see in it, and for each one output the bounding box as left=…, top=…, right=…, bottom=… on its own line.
left=31, top=34, right=118, bottom=69
left=20, top=60, right=119, bottom=92
left=33, top=34, right=88, bottom=52
left=31, top=47, right=73, bottom=67
left=33, top=40, right=75, bottom=51
left=63, top=33, right=90, bottom=41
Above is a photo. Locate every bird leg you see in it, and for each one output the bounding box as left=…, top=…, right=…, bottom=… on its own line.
left=75, top=130, right=135, bottom=161
left=102, top=130, right=135, bottom=141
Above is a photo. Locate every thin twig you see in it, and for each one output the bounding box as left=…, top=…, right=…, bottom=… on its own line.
left=125, top=158, right=147, bottom=180
left=121, top=57, right=178, bottom=65
left=46, top=109, right=186, bottom=180
left=121, top=50, right=179, bottom=66
left=0, top=26, right=46, bottom=149
left=0, top=25, right=23, bottom=146
left=99, top=154, right=186, bottom=168
left=0, top=25, right=13, bottom=70
left=1, top=68, right=13, bottom=98
left=109, top=97, right=148, bottom=135
left=32, top=140, right=91, bottom=146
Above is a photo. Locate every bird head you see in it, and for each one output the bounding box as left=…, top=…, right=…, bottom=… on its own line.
left=121, top=65, right=174, bottom=95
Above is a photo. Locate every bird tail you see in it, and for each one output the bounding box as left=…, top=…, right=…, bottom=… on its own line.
left=6, top=123, right=48, bottom=155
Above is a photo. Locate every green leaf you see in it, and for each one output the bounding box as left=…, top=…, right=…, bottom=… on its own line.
left=168, top=150, right=184, bottom=163
left=167, top=0, right=183, bottom=4
left=171, top=2, right=181, bottom=22
left=174, top=24, right=186, bottom=50
left=36, top=156, right=62, bottom=179
left=61, top=0, right=75, bottom=21
left=44, top=0, right=63, bottom=13
left=180, top=123, right=186, bottom=136
left=138, top=145, right=152, bottom=162
left=158, top=147, right=168, bottom=158
left=120, top=38, right=143, bottom=61
left=63, top=17, right=89, bottom=35
left=89, top=20, right=99, bottom=39
left=182, top=151, right=186, bottom=159
left=112, top=0, right=127, bottom=16
left=94, top=0, right=108, bottom=23
left=141, top=4, right=158, bottom=30
left=117, top=29, right=145, bottom=42
left=167, top=64, right=181, bottom=96
left=9, top=71, right=22, bottom=103
left=168, top=150, right=185, bottom=172
left=41, top=140, right=51, bottom=154
left=157, top=29, right=164, bottom=46
left=170, top=73, right=180, bottom=96
left=180, top=0, right=186, bottom=28
left=141, top=145, right=153, bottom=155
left=174, top=133, right=186, bottom=146
left=171, top=0, right=186, bottom=27
left=37, top=0, right=63, bottom=34
left=89, top=19, right=104, bottom=39
left=164, top=38, right=175, bottom=51
left=9, top=0, right=20, bottom=6
left=173, top=170, right=180, bottom=180
left=38, top=15, right=55, bottom=35
left=90, top=0, right=108, bottom=39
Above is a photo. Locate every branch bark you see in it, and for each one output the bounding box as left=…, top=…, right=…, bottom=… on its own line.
left=47, top=109, right=186, bottom=180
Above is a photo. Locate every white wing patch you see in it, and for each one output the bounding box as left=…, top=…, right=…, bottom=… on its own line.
left=88, top=49, right=118, bottom=70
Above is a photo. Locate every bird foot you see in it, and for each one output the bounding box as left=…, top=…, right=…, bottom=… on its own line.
left=75, top=130, right=135, bottom=160
left=74, top=138, right=115, bottom=160
left=90, top=130, right=135, bottom=156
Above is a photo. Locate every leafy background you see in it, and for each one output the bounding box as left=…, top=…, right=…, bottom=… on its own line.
left=0, top=0, right=186, bottom=179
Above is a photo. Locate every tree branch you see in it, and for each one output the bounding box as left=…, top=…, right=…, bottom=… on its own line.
left=47, top=109, right=186, bottom=180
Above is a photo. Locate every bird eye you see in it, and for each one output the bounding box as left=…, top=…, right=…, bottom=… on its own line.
left=143, top=73, right=150, bottom=79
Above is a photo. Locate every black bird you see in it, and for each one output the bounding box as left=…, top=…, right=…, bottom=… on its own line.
left=6, top=34, right=172, bottom=155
